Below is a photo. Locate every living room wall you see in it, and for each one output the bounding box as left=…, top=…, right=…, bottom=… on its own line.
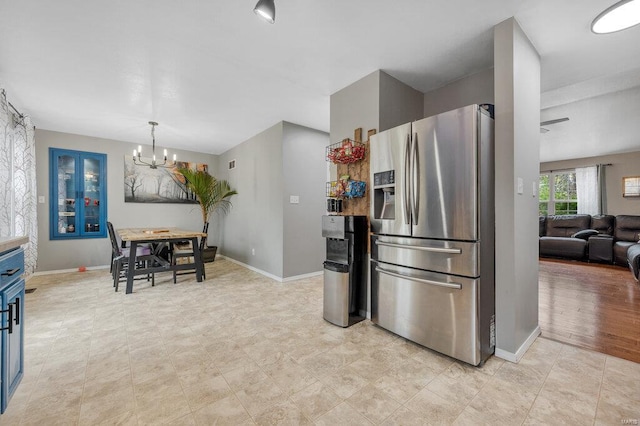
left=540, top=150, right=640, bottom=216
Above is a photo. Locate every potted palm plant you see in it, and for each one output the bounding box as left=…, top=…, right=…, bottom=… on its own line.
left=178, top=168, right=238, bottom=262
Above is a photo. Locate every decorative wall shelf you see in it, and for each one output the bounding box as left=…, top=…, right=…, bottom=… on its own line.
left=326, top=179, right=366, bottom=199
left=326, top=139, right=366, bottom=164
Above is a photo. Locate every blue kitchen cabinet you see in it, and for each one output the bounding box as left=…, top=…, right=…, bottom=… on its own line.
left=0, top=246, right=24, bottom=414
left=49, top=148, right=107, bottom=239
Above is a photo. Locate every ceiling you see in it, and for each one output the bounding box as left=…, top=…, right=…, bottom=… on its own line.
left=1, top=0, right=639, bottom=158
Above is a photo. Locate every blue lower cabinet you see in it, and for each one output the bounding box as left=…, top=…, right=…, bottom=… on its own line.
left=0, top=248, right=24, bottom=414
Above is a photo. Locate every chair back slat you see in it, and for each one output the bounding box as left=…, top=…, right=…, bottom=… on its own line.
left=106, top=222, right=122, bottom=256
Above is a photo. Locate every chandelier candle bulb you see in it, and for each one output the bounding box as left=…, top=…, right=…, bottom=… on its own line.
left=132, top=121, right=175, bottom=169
left=173, top=154, right=177, bottom=161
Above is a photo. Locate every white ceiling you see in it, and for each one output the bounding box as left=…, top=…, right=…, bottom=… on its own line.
left=1, top=0, right=640, bottom=158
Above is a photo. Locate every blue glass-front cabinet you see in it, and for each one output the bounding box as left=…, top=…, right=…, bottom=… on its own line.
left=49, top=148, right=107, bottom=239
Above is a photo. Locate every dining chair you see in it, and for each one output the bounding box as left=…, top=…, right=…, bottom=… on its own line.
left=107, top=222, right=156, bottom=291
left=171, top=222, right=208, bottom=283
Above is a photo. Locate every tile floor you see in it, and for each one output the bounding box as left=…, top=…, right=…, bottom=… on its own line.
left=1, top=259, right=639, bottom=425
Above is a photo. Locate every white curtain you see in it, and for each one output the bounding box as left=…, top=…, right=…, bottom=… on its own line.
left=576, top=166, right=600, bottom=215
left=0, top=89, right=38, bottom=274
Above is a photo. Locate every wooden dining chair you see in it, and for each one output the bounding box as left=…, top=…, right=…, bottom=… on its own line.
left=171, top=222, right=208, bottom=283
left=107, top=222, right=157, bottom=291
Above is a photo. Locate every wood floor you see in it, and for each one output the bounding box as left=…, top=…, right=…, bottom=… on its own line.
left=539, top=258, right=640, bottom=363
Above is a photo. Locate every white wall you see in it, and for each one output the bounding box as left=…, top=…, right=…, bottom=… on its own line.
left=423, top=68, right=494, bottom=118
left=493, top=18, right=541, bottom=361
left=35, top=129, right=218, bottom=272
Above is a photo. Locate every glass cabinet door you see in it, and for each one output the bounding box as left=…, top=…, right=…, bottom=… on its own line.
left=49, top=148, right=107, bottom=240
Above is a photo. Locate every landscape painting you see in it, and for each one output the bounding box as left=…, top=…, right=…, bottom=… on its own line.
left=124, top=157, right=208, bottom=203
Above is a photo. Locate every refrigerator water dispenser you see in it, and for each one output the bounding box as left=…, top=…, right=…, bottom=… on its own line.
left=373, top=170, right=395, bottom=220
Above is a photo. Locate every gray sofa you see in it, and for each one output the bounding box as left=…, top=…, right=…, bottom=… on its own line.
left=539, top=214, right=640, bottom=267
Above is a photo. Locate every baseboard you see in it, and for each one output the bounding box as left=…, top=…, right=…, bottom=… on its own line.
left=31, top=264, right=110, bottom=277
left=218, top=255, right=321, bottom=283
left=495, top=325, right=541, bottom=363
left=282, top=271, right=323, bottom=282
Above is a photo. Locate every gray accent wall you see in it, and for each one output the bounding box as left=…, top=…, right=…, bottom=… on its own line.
left=282, top=123, right=327, bottom=278
left=379, top=71, right=424, bottom=131
left=423, top=68, right=495, bottom=118
left=494, top=18, right=541, bottom=358
left=330, top=70, right=426, bottom=316
left=216, top=121, right=328, bottom=279
left=35, top=129, right=218, bottom=272
left=216, top=123, right=285, bottom=277
left=541, top=151, right=640, bottom=216
left=330, top=70, right=380, bottom=145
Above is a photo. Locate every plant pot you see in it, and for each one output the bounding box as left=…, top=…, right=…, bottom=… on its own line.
left=202, top=246, right=217, bottom=263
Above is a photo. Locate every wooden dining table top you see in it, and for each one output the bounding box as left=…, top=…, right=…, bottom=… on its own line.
left=117, top=227, right=207, bottom=242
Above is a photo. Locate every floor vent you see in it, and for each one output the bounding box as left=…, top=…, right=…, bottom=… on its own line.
left=25, top=288, right=36, bottom=294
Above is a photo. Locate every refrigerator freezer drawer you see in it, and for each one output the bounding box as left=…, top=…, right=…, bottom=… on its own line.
left=372, top=235, right=479, bottom=277
left=371, top=261, right=481, bottom=365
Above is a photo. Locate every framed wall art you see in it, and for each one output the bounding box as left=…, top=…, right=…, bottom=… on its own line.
left=622, top=176, right=640, bottom=198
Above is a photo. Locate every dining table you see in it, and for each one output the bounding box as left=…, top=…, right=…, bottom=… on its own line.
left=117, top=227, right=207, bottom=294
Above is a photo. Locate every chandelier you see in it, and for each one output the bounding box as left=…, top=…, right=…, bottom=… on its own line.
left=132, top=121, right=176, bottom=169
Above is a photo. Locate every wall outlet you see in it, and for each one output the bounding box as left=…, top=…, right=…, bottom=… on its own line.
left=251, top=248, right=255, bottom=256
left=289, top=195, right=299, bottom=204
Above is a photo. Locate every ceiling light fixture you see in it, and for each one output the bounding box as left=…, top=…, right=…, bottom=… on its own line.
left=132, top=121, right=176, bottom=169
left=592, top=0, right=640, bottom=34
left=254, top=0, right=275, bottom=24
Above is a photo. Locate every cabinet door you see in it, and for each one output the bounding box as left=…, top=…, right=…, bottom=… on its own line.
left=80, top=153, right=107, bottom=237
left=1, top=279, right=24, bottom=414
left=49, top=148, right=107, bottom=239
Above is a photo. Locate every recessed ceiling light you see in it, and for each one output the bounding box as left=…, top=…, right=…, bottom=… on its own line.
left=592, top=0, right=640, bottom=34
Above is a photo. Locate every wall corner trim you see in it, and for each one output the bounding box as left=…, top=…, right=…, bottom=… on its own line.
left=495, top=326, right=541, bottom=363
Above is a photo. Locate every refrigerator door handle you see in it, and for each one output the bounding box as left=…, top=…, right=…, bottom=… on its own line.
left=404, top=134, right=411, bottom=224
left=375, top=240, right=462, bottom=254
left=375, top=266, right=462, bottom=290
left=411, top=132, right=419, bottom=224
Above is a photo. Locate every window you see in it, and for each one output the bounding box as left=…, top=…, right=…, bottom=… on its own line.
left=539, top=170, right=577, bottom=216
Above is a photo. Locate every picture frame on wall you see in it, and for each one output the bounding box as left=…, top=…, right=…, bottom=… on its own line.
left=622, top=176, right=640, bottom=197
left=124, top=157, right=209, bottom=203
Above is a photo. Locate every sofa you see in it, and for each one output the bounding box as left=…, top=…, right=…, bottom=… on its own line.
left=539, top=214, right=640, bottom=267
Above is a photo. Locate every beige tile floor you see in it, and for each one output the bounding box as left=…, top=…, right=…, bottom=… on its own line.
left=1, top=259, right=638, bottom=425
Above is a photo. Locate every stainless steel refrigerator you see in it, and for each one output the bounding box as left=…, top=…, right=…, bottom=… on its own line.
left=369, top=104, right=495, bottom=366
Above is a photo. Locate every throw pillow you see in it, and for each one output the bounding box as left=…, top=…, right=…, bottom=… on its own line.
left=571, top=229, right=599, bottom=240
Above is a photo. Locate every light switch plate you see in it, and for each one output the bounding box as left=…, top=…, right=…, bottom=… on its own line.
left=38, top=195, right=45, bottom=203
left=289, top=195, right=299, bottom=204
left=517, top=177, right=524, bottom=195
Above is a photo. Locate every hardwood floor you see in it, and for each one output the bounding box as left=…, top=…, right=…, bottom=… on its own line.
left=539, top=258, right=640, bottom=363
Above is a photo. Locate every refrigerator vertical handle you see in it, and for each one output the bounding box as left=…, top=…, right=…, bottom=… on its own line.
left=404, top=134, right=411, bottom=225
left=411, top=132, right=419, bottom=224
